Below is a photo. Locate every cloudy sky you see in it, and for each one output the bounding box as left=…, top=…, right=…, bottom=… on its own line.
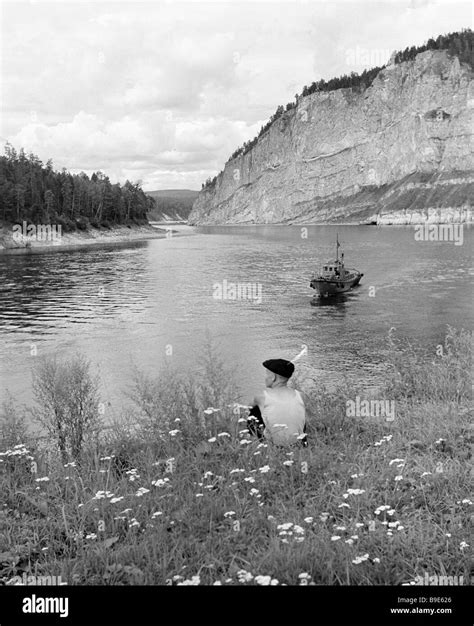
left=0, top=0, right=471, bottom=191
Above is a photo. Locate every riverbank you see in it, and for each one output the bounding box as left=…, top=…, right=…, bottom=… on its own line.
left=0, top=328, right=471, bottom=587
left=0, top=223, right=168, bottom=255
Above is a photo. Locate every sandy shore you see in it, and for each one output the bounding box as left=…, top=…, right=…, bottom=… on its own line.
left=0, top=223, right=170, bottom=255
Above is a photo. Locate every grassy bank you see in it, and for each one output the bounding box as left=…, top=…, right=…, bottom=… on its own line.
left=0, top=328, right=471, bottom=586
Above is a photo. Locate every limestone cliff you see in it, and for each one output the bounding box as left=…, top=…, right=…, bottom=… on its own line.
left=189, top=50, right=473, bottom=225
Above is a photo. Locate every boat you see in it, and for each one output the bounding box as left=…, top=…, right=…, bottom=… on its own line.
left=310, top=234, right=363, bottom=298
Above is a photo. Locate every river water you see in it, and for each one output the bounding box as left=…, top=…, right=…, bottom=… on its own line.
left=0, top=225, right=472, bottom=420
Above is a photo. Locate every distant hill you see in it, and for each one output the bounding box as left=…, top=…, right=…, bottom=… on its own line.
left=146, top=189, right=199, bottom=222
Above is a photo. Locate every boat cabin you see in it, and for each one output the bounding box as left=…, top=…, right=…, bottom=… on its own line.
left=322, top=259, right=345, bottom=278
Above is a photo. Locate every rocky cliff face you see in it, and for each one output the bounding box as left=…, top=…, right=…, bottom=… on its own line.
left=189, top=50, right=473, bottom=225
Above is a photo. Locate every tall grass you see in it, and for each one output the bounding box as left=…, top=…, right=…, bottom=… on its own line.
left=0, top=328, right=471, bottom=586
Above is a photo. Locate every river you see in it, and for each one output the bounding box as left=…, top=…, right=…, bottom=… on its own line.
left=0, top=224, right=472, bottom=422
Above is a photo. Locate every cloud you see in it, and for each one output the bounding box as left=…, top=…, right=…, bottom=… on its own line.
left=1, top=0, right=471, bottom=189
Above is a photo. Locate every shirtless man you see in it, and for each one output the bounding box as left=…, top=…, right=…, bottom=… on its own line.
left=248, top=359, right=307, bottom=447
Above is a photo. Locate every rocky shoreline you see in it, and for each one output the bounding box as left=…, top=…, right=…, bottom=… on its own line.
left=0, top=223, right=168, bottom=255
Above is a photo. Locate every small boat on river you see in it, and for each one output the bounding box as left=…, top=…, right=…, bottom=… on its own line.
left=310, top=235, right=363, bottom=298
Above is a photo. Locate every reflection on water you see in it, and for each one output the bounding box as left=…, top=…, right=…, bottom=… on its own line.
left=0, top=225, right=472, bottom=418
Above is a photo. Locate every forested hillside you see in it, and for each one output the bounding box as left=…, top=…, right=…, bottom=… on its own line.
left=0, top=144, right=154, bottom=231
left=146, top=189, right=198, bottom=221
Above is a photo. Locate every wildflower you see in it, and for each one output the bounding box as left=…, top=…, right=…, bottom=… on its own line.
left=119, top=508, right=132, bottom=515
left=283, top=460, right=294, bottom=467
left=389, top=458, right=405, bottom=466
left=338, top=503, right=350, bottom=509
left=177, top=575, right=201, bottom=586
left=239, top=429, right=249, bottom=435
left=347, top=488, right=365, bottom=496
left=328, top=480, right=337, bottom=485
left=99, top=456, right=113, bottom=462
left=64, top=461, right=77, bottom=467
left=345, top=539, right=354, bottom=545
left=230, top=469, right=245, bottom=474
left=35, top=477, right=50, bottom=483
left=461, top=499, right=472, bottom=505
left=135, top=487, right=150, bottom=497
left=259, top=465, right=271, bottom=473
left=85, top=533, right=97, bottom=540
left=298, top=573, right=311, bottom=580
left=304, top=517, right=313, bottom=523
left=244, top=477, right=256, bottom=483
left=237, top=570, right=253, bottom=583
left=445, top=533, right=452, bottom=538
left=151, top=478, right=170, bottom=487
left=151, top=512, right=163, bottom=518
left=388, top=521, right=400, bottom=528
left=387, top=509, right=395, bottom=516
left=237, top=418, right=246, bottom=423
left=372, top=558, right=381, bottom=564
left=352, top=553, right=370, bottom=565
left=394, top=475, right=403, bottom=482
left=277, top=523, right=294, bottom=531
left=421, top=472, right=432, bottom=477
left=374, top=505, right=391, bottom=515
left=239, top=440, right=250, bottom=446
left=208, top=437, right=217, bottom=443
left=195, top=494, right=203, bottom=498
left=224, top=511, right=236, bottom=518
left=249, top=488, right=260, bottom=496
left=350, top=535, right=359, bottom=540
left=110, top=497, right=124, bottom=504
left=334, top=526, right=346, bottom=531
left=168, top=430, right=180, bottom=436
left=99, top=469, right=107, bottom=473
left=203, top=471, right=214, bottom=479
left=217, top=432, right=230, bottom=438
left=331, top=536, right=341, bottom=541
left=355, top=522, right=364, bottom=528
left=319, top=513, right=330, bottom=522
left=174, top=418, right=181, bottom=423
left=460, top=541, right=469, bottom=551
left=254, top=575, right=272, bottom=586
left=128, top=518, right=140, bottom=528
left=397, top=526, right=405, bottom=531
left=293, top=525, right=304, bottom=535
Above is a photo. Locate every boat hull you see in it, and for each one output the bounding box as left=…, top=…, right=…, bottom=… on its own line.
left=310, top=272, right=363, bottom=297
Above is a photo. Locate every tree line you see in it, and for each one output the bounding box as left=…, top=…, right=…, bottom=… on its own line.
left=0, top=143, right=154, bottom=230
left=202, top=29, right=473, bottom=190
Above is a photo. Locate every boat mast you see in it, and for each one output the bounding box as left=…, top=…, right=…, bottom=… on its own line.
left=336, top=232, right=339, bottom=262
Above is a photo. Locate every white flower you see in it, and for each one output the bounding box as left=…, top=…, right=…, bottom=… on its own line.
left=421, top=472, right=432, bottom=477
left=283, top=460, right=294, bottom=466
left=350, top=535, right=359, bottom=540
left=394, top=475, right=403, bottom=482
left=195, top=493, right=203, bottom=497
left=237, top=570, right=253, bottom=583
left=259, top=465, right=271, bottom=474
left=347, top=488, right=365, bottom=495
left=373, top=557, right=381, bottom=563
left=304, top=517, right=313, bottom=523
left=135, top=487, right=150, bottom=497
left=249, top=488, right=260, bottom=496
left=389, top=458, right=405, bottom=466
left=461, top=499, right=472, bottom=505
left=319, top=513, right=330, bottom=522
left=168, top=429, right=180, bottom=436
left=254, top=575, right=272, bottom=586
left=239, top=440, right=250, bottom=446
left=331, top=535, right=341, bottom=541
left=177, top=575, right=201, bottom=586
left=35, top=477, right=50, bottom=483
left=224, top=511, right=236, bottom=518
left=338, top=503, right=350, bottom=509
left=460, top=541, right=469, bottom=550
left=151, top=511, right=163, bottom=518
left=352, top=553, right=370, bottom=565
left=208, top=437, right=217, bottom=443
left=445, top=532, right=452, bottom=537
left=277, top=522, right=293, bottom=531
left=217, top=432, right=230, bottom=438
left=298, top=573, right=311, bottom=579
left=230, top=469, right=245, bottom=474
left=345, top=539, right=354, bottom=545
left=85, top=533, right=97, bottom=540
left=334, top=526, right=346, bottom=531
left=110, top=497, right=124, bottom=504
left=151, top=478, right=170, bottom=488
left=244, top=477, right=256, bottom=483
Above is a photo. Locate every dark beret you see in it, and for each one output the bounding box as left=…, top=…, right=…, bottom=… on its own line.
left=262, top=358, right=295, bottom=379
